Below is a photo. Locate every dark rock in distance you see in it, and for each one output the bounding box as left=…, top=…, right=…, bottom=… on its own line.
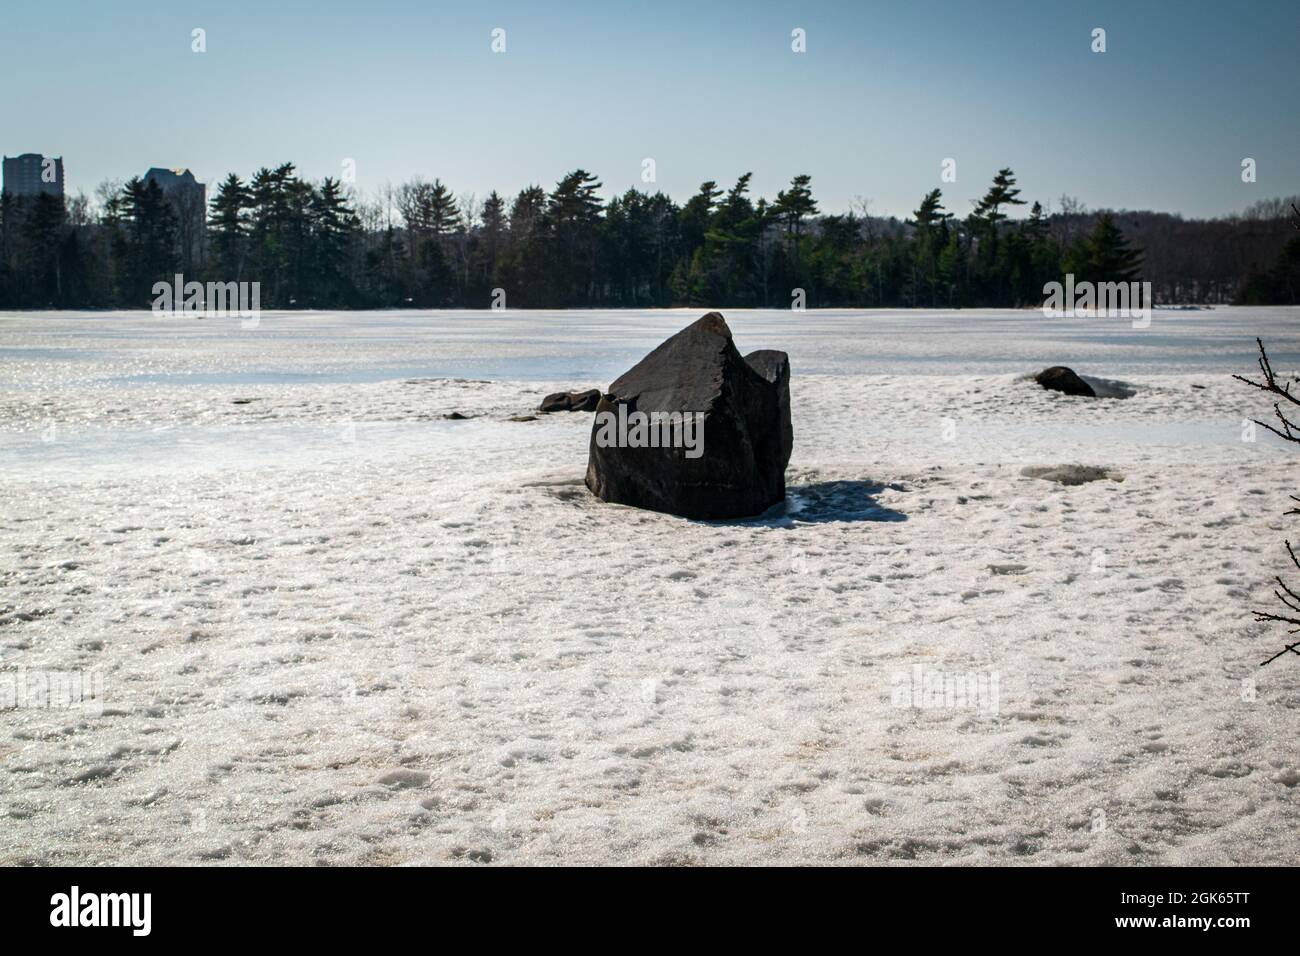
left=1034, top=366, right=1095, bottom=398
left=539, top=389, right=601, bottom=413
left=585, top=312, right=791, bottom=520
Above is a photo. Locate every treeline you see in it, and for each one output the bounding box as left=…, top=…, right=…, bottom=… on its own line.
left=0, top=165, right=1296, bottom=309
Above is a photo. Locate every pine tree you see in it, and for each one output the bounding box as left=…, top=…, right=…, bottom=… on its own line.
left=546, top=170, right=603, bottom=305
left=1238, top=237, right=1300, bottom=304
left=507, top=186, right=546, bottom=239
left=603, top=188, right=670, bottom=306
left=361, top=226, right=407, bottom=306
left=397, top=178, right=459, bottom=237
left=246, top=164, right=303, bottom=305
left=964, top=168, right=1028, bottom=302
left=690, top=173, right=761, bottom=305
left=909, top=189, right=950, bottom=306
left=495, top=186, right=548, bottom=306
left=679, top=180, right=723, bottom=259
left=311, top=177, right=360, bottom=305
left=1023, top=200, right=1048, bottom=241
left=209, top=173, right=251, bottom=282
left=20, top=193, right=67, bottom=305
left=773, top=174, right=819, bottom=238
left=912, top=189, right=949, bottom=231
left=972, top=167, right=1026, bottom=225
left=1078, top=213, right=1143, bottom=283
left=773, top=174, right=819, bottom=290
left=118, top=178, right=178, bottom=306
left=546, top=170, right=602, bottom=225
left=477, top=190, right=507, bottom=288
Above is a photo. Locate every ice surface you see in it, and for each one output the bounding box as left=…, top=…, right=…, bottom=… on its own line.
left=1, top=307, right=1299, bottom=865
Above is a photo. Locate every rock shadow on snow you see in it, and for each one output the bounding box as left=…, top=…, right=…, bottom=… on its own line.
left=706, top=479, right=909, bottom=527
left=1078, top=375, right=1137, bottom=399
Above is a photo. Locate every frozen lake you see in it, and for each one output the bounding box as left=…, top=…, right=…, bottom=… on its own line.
left=3, top=307, right=1299, bottom=388
left=2, top=307, right=1298, bottom=478
left=2, top=307, right=1299, bottom=865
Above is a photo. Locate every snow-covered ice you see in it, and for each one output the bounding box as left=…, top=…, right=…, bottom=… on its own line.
left=2, top=307, right=1299, bottom=865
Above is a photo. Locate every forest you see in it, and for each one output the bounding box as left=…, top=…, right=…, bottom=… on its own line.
left=0, top=165, right=1296, bottom=310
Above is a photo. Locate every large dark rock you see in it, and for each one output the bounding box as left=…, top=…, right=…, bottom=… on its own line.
left=743, top=350, right=793, bottom=471
left=540, top=388, right=601, bottom=413
left=1034, top=366, right=1095, bottom=398
left=585, top=313, right=792, bottom=520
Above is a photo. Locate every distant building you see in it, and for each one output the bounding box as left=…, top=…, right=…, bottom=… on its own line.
left=2, top=153, right=65, bottom=198
left=143, top=167, right=206, bottom=206
left=144, top=167, right=207, bottom=271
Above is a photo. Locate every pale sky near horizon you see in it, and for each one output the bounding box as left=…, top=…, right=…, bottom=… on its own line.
left=2, top=0, right=1297, bottom=219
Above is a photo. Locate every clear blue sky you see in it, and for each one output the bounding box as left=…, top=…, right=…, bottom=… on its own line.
left=2, top=0, right=1297, bottom=218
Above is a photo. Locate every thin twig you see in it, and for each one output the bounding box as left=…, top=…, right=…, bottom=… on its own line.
left=1232, top=338, right=1300, bottom=411
left=1241, top=340, right=1300, bottom=666
left=1261, top=640, right=1300, bottom=667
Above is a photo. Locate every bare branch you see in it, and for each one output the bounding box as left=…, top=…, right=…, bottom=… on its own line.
left=1242, top=341, right=1300, bottom=666
left=1232, top=338, right=1300, bottom=412
left=1261, top=640, right=1300, bottom=667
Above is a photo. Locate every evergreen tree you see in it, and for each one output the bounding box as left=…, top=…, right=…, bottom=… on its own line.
left=1075, top=213, right=1144, bottom=283
left=972, top=167, right=1026, bottom=226
left=311, top=177, right=360, bottom=305
left=0, top=157, right=1288, bottom=310
left=603, top=188, right=678, bottom=306
left=209, top=173, right=251, bottom=282
left=495, top=186, right=548, bottom=306
left=247, top=164, right=298, bottom=305
left=773, top=174, right=819, bottom=238
left=694, top=173, right=760, bottom=305
left=772, top=174, right=819, bottom=289
left=118, top=177, right=178, bottom=306
left=476, top=190, right=507, bottom=292
left=1237, top=236, right=1300, bottom=304
left=966, top=168, right=1027, bottom=301
left=546, top=170, right=603, bottom=305
left=20, top=193, right=68, bottom=305
left=908, top=189, right=950, bottom=306
left=361, top=225, right=408, bottom=306
left=678, top=180, right=723, bottom=260
left=1023, top=200, right=1048, bottom=242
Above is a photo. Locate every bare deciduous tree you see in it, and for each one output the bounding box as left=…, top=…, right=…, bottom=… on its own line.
left=1235, top=338, right=1300, bottom=665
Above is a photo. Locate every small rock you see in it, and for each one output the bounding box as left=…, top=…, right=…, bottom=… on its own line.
left=540, top=389, right=601, bottom=413
left=377, top=769, right=429, bottom=790
left=1034, top=366, right=1095, bottom=397
left=443, top=412, right=471, bottom=420
left=1021, top=465, right=1123, bottom=485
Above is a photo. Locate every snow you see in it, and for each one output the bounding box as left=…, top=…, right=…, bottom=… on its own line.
left=2, top=306, right=1299, bottom=865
